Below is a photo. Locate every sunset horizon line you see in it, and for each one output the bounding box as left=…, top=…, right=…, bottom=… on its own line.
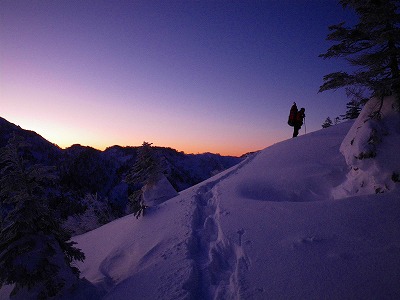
left=1, top=115, right=261, bottom=157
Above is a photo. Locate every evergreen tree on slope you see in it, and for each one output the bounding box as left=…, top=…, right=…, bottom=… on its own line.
left=320, top=0, right=400, bottom=197
left=322, top=117, right=333, bottom=128
left=340, top=87, right=367, bottom=120
left=125, top=142, right=164, bottom=218
left=342, top=99, right=363, bottom=119
left=0, top=134, right=85, bottom=299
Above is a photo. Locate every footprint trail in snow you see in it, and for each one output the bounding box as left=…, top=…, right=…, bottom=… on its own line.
left=184, top=157, right=254, bottom=299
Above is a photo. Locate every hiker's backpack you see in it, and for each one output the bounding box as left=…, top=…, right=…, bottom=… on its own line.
left=296, top=109, right=305, bottom=125
left=288, top=103, right=298, bottom=127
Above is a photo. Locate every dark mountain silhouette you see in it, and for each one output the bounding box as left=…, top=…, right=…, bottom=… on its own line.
left=0, top=116, right=242, bottom=232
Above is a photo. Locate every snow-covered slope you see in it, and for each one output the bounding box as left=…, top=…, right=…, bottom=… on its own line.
left=70, top=121, right=400, bottom=299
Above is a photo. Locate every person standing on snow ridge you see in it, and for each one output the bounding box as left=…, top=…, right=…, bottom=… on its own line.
left=293, top=107, right=305, bottom=137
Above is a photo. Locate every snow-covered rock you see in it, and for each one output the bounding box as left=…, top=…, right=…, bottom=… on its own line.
left=332, top=96, right=400, bottom=199
left=142, top=174, right=178, bottom=206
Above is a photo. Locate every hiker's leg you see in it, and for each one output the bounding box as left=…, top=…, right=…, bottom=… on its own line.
left=293, top=126, right=299, bottom=137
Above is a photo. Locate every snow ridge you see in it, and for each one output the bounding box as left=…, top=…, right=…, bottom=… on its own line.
left=184, top=157, right=254, bottom=299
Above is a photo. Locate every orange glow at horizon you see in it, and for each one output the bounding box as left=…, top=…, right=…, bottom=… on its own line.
left=38, top=125, right=273, bottom=157
left=2, top=111, right=277, bottom=157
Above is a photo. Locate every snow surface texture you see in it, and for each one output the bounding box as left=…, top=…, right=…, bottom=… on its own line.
left=1, top=118, right=399, bottom=299
left=333, top=96, right=400, bottom=198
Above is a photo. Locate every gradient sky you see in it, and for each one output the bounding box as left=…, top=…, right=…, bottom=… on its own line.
left=1, top=1, right=356, bottom=156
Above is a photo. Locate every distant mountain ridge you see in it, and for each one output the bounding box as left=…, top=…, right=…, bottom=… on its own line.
left=0, top=116, right=243, bottom=232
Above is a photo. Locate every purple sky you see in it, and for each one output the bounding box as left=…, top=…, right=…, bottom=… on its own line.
left=1, top=1, right=356, bottom=156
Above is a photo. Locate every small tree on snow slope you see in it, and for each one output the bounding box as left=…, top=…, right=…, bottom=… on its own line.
left=0, top=134, right=85, bottom=298
left=322, top=117, right=333, bottom=128
left=342, top=99, right=363, bottom=120
left=340, top=87, right=367, bottom=120
left=125, top=142, right=164, bottom=218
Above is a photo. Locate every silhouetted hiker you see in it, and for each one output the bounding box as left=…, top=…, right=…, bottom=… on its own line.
left=293, top=107, right=305, bottom=137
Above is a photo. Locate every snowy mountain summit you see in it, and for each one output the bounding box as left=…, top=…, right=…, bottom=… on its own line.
left=1, top=98, right=399, bottom=300
left=69, top=100, right=400, bottom=299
